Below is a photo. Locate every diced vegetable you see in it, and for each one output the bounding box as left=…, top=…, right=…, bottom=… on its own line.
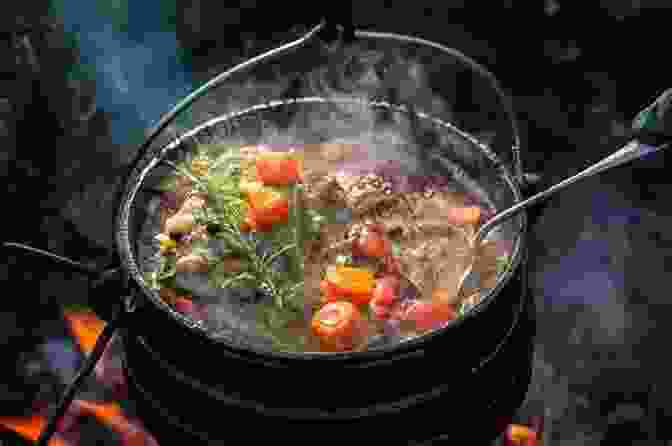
left=403, top=300, right=457, bottom=331
left=324, top=265, right=375, bottom=304
left=354, top=226, right=390, bottom=258
left=255, top=152, right=302, bottom=185
left=372, top=276, right=399, bottom=305
left=445, top=206, right=482, bottom=226
left=320, top=279, right=342, bottom=303
left=174, top=296, right=195, bottom=315
left=241, top=209, right=274, bottom=232
left=165, top=213, right=195, bottom=235
left=191, top=158, right=210, bottom=177
left=311, top=301, right=366, bottom=351
left=160, top=191, right=179, bottom=210
left=370, top=295, right=392, bottom=319
left=247, top=188, right=290, bottom=227
left=367, top=223, right=386, bottom=234
left=155, top=234, right=177, bottom=253
left=239, top=217, right=253, bottom=233
left=320, top=279, right=371, bottom=305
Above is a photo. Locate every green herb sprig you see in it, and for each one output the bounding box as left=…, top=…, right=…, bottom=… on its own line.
left=151, top=144, right=317, bottom=350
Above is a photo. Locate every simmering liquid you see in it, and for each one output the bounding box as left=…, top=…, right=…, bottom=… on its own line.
left=139, top=142, right=509, bottom=353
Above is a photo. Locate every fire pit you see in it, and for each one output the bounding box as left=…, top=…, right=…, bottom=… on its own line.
left=10, top=20, right=537, bottom=445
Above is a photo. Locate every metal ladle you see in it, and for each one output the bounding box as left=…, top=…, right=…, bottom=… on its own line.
left=457, top=88, right=672, bottom=298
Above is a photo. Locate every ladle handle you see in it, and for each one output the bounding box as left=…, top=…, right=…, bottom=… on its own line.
left=473, top=139, right=669, bottom=245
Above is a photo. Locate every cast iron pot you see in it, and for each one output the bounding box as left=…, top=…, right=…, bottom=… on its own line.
left=113, top=22, right=535, bottom=445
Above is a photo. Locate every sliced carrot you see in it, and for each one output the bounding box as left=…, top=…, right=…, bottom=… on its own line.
left=311, top=301, right=366, bottom=351
left=403, top=300, right=457, bottom=331
left=247, top=188, right=290, bottom=227
left=255, top=155, right=301, bottom=186
left=325, top=266, right=375, bottom=296
left=354, top=229, right=390, bottom=258
left=320, top=279, right=372, bottom=305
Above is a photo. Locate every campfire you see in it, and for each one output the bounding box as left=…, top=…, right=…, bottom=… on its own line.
left=0, top=309, right=543, bottom=445
left=0, top=309, right=158, bottom=446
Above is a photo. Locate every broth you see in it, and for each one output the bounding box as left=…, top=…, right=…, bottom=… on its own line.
left=140, top=142, right=509, bottom=352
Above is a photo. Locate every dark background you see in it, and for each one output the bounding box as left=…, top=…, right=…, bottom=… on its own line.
left=2, top=1, right=672, bottom=444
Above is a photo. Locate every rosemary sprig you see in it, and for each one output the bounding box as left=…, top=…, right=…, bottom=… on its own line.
left=162, top=159, right=209, bottom=193
left=290, top=184, right=305, bottom=280
left=153, top=145, right=309, bottom=338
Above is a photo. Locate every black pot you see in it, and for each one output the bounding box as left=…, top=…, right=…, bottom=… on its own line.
left=112, top=24, right=535, bottom=445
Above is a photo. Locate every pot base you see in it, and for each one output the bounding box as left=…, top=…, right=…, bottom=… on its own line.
left=122, top=289, right=535, bottom=445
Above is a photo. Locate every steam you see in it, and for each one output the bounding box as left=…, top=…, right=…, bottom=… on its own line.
left=52, top=0, right=193, bottom=153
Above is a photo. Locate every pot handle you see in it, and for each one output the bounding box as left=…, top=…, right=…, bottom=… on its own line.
left=322, top=2, right=355, bottom=44
left=1, top=242, right=130, bottom=323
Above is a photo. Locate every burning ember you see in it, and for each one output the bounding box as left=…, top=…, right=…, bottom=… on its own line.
left=0, top=309, right=156, bottom=446
left=504, top=416, right=544, bottom=446
left=0, top=415, right=70, bottom=446
left=64, top=310, right=105, bottom=355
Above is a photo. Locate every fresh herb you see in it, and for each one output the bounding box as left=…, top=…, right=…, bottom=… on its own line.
left=255, top=305, right=306, bottom=352
left=155, top=175, right=179, bottom=192
left=496, top=255, right=509, bottom=275
left=63, top=303, right=93, bottom=313
left=361, top=304, right=373, bottom=321
left=290, top=184, right=305, bottom=280
left=152, top=144, right=312, bottom=343
left=197, top=143, right=239, bottom=160
left=163, top=159, right=208, bottom=194
left=391, top=240, right=402, bottom=257
left=335, top=254, right=353, bottom=266
left=157, top=255, right=177, bottom=280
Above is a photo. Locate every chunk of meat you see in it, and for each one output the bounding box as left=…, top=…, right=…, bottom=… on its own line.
left=397, top=234, right=473, bottom=300
left=298, top=143, right=359, bottom=175
left=333, top=172, right=398, bottom=216
left=302, top=174, right=345, bottom=209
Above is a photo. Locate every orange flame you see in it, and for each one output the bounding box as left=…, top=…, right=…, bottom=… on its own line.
left=73, top=400, right=125, bottom=428
left=73, top=400, right=156, bottom=446
left=0, top=415, right=68, bottom=446
left=64, top=309, right=106, bottom=355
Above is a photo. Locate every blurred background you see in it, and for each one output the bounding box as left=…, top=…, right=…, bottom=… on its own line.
left=2, top=0, right=672, bottom=444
